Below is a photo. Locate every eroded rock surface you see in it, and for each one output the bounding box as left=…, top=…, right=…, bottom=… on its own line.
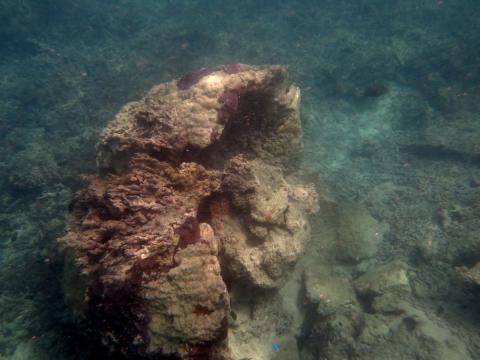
left=217, top=156, right=318, bottom=288
left=60, top=64, right=317, bottom=359
left=300, top=258, right=472, bottom=360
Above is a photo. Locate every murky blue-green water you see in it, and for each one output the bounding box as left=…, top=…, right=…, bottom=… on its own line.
left=1, top=1, right=479, bottom=359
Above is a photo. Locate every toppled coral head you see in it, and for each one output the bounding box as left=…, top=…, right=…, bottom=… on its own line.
left=60, top=64, right=317, bottom=359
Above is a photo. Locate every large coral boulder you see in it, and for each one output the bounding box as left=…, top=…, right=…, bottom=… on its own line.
left=60, top=64, right=317, bottom=359
left=218, top=156, right=318, bottom=288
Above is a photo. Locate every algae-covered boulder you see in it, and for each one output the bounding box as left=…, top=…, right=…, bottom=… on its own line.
left=335, top=202, right=389, bottom=263
left=60, top=64, right=317, bottom=359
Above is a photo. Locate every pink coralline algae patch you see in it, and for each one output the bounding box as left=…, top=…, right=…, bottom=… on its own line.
left=217, top=87, right=245, bottom=124
left=177, top=67, right=215, bottom=90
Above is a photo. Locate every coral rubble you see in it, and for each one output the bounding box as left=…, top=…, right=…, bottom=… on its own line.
left=59, top=64, right=318, bottom=359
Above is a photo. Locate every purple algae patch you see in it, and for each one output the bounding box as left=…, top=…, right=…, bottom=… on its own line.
left=217, top=87, right=244, bottom=124
left=219, top=90, right=240, bottom=114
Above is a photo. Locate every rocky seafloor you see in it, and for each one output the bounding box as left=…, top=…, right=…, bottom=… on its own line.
left=1, top=1, right=480, bottom=359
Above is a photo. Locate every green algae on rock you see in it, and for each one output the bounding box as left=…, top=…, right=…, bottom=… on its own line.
left=59, top=64, right=318, bottom=359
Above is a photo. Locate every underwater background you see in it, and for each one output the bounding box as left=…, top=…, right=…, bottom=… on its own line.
left=1, top=0, right=480, bottom=359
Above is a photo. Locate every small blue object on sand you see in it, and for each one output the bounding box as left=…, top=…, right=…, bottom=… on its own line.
left=272, top=342, right=280, bottom=352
